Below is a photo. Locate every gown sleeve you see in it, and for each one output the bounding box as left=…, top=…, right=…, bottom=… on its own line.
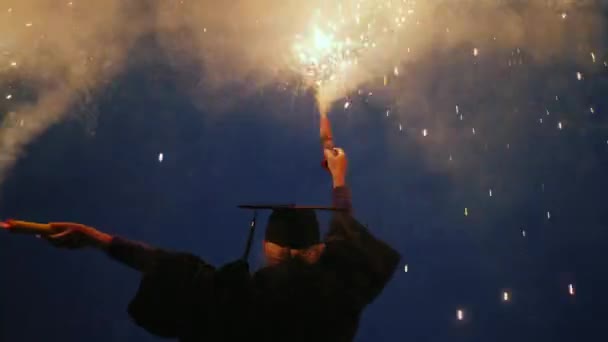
left=323, top=186, right=401, bottom=309
left=111, top=240, right=216, bottom=339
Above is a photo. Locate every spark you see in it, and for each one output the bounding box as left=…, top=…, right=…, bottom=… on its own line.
left=503, top=291, right=511, bottom=302
left=457, top=309, right=464, bottom=321
left=25, top=22, right=33, bottom=27
left=547, top=211, right=551, bottom=219
left=561, top=12, right=567, bottom=19
left=489, top=189, right=493, bottom=197
left=591, top=52, right=596, bottom=63
left=546, top=109, right=550, bottom=116
left=521, top=229, right=527, bottom=237
left=10, top=61, right=17, bottom=67
left=455, top=105, right=459, bottom=114
left=344, top=101, right=350, bottom=109
left=386, top=110, right=390, bottom=117
left=464, top=208, right=468, bottom=216
left=158, top=153, right=164, bottom=163
left=568, top=284, right=575, bottom=296
left=558, top=121, right=563, bottom=130
left=393, top=66, right=399, bottom=76
left=556, top=95, right=559, bottom=101
left=472, top=127, right=476, bottom=135
left=576, top=72, right=583, bottom=81
left=5, top=94, right=12, bottom=100
left=422, top=128, right=428, bottom=137
left=473, top=48, right=478, bottom=57
left=590, top=107, right=595, bottom=114
left=449, top=154, right=453, bottom=161
left=404, top=264, right=408, bottom=273
left=399, top=123, right=402, bottom=131
left=293, top=24, right=357, bottom=86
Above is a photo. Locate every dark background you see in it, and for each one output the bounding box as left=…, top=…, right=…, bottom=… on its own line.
left=2, top=4, right=608, bottom=342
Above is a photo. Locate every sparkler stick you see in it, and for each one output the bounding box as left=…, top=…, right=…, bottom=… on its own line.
left=0, top=219, right=60, bottom=235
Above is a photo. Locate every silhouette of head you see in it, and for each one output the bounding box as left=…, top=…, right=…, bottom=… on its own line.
left=263, top=209, right=325, bottom=266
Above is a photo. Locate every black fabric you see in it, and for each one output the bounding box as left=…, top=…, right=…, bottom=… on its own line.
left=125, top=213, right=400, bottom=342
left=264, top=208, right=320, bottom=248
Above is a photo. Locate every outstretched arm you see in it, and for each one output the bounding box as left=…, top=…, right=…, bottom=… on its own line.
left=2, top=220, right=166, bottom=273
left=2, top=219, right=218, bottom=338
left=104, top=236, right=163, bottom=272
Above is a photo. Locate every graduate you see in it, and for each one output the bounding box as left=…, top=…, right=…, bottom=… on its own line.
left=2, top=114, right=400, bottom=342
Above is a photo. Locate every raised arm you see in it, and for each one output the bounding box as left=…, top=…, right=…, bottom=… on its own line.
left=322, top=148, right=400, bottom=306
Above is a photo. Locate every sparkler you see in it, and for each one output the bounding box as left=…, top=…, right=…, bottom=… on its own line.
left=289, top=1, right=415, bottom=116
left=291, top=11, right=363, bottom=116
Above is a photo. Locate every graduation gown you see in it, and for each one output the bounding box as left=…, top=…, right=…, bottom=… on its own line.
left=106, top=186, right=400, bottom=342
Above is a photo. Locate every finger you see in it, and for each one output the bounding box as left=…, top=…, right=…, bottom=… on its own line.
left=47, top=229, right=73, bottom=240
left=323, top=148, right=335, bottom=160
left=47, top=237, right=67, bottom=247
left=47, top=234, right=76, bottom=247
left=62, top=237, right=84, bottom=249
left=56, top=236, right=86, bottom=249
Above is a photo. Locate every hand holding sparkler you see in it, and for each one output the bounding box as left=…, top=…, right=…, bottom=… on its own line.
left=2, top=219, right=112, bottom=249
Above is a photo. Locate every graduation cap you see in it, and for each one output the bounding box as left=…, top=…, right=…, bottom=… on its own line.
left=237, top=204, right=347, bottom=261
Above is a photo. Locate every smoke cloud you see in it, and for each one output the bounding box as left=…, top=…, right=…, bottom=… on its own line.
left=0, top=0, right=606, bottom=185
left=0, top=0, right=146, bottom=182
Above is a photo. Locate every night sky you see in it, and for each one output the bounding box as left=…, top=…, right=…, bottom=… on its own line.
left=2, top=1, right=608, bottom=341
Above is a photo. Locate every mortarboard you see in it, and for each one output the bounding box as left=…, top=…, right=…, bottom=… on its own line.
left=237, top=204, right=347, bottom=261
